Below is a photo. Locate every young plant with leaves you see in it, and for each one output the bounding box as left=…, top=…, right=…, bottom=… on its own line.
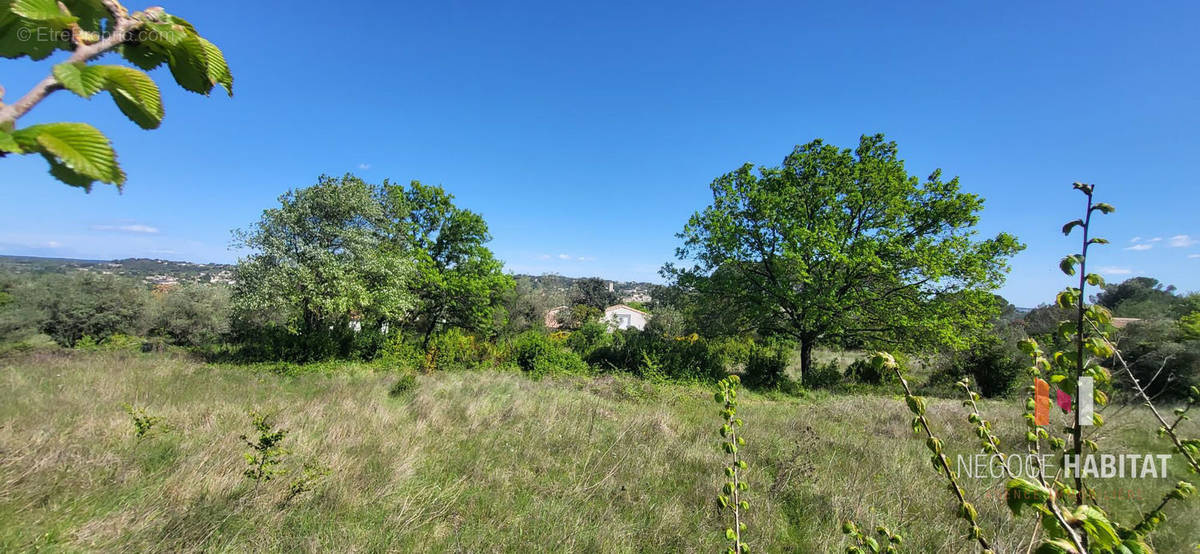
left=122, top=402, right=166, bottom=441
left=0, top=0, right=232, bottom=190
left=714, top=374, right=750, bottom=554
left=841, top=520, right=902, bottom=554
left=240, top=411, right=288, bottom=485
left=860, top=184, right=1196, bottom=553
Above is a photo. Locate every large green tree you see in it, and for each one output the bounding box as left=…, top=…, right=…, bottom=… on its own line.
left=232, top=175, right=415, bottom=346
left=383, top=181, right=511, bottom=348
left=666, top=134, right=1024, bottom=382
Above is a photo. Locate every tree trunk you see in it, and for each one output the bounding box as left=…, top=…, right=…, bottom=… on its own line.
left=799, top=340, right=814, bottom=387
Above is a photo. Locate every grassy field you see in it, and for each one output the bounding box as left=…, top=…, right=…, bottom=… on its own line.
left=1, top=350, right=1196, bottom=553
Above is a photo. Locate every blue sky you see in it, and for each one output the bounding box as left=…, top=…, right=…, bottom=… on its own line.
left=2, top=0, right=1198, bottom=307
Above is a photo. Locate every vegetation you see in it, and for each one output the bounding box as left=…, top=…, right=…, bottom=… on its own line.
left=0, top=349, right=1194, bottom=552
left=665, top=134, right=1025, bottom=383
left=0, top=0, right=232, bottom=189
left=2, top=132, right=1199, bottom=551
left=866, top=184, right=1199, bottom=553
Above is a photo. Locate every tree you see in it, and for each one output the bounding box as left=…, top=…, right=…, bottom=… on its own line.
left=570, top=277, right=618, bottom=311
left=382, top=181, right=512, bottom=348
left=666, top=134, right=1024, bottom=383
left=151, top=283, right=230, bottom=346
left=1093, top=276, right=1181, bottom=319
left=35, top=272, right=150, bottom=346
left=0, top=0, right=232, bottom=190
left=232, top=175, right=414, bottom=357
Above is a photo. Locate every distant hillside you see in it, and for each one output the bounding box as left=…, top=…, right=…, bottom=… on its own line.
left=0, top=255, right=235, bottom=286
left=0, top=255, right=655, bottom=301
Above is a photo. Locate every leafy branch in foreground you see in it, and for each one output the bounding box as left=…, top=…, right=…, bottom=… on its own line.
left=859, top=184, right=1196, bottom=553
left=714, top=374, right=749, bottom=553
left=0, top=0, right=233, bottom=190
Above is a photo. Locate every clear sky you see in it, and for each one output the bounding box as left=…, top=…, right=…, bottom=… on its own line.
left=2, top=1, right=1198, bottom=307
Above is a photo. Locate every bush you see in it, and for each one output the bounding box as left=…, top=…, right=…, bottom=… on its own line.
left=585, top=329, right=724, bottom=381
left=949, top=339, right=1024, bottom=398
left=389, top=373, right=418, bottom=397
left=425, top=328, right=484, bottom=371
left=564, top=320, right=612, bottom=358
left=151, top=284, right=231, bottom=346
left=36, top=272, right=151, bottom=347
left=743, top=340, right=790, bottom=389
left=805, top=360, right=843, bottom=389
left=845, top=354, right=901, bottom=385
left=1117, top=319, right=1200, bottom=400
left=510, top=331, right=587, bottom=377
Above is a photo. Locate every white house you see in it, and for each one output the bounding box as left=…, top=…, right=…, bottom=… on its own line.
left=603, top=304, right=649, bottom=331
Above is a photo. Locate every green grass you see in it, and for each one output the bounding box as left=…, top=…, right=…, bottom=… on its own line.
left=1, top=350, right=1196, bottom=552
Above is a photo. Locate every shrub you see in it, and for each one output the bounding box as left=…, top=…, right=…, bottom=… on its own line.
left=564, top=320, right=612, bottom=358
left=845, top=358, right=885, bottom=385
left=587, top=329, right=725, bottom=381
left=743, top=340, right=790, bottom=389
left=151, top=284, right=231, bottom=347
left=511, top=331, right=587, bottom=377
left=36, top=272, right=151, bottom=347
left=389, top=373, right=418, bottom=397
left=936, top=337, right=1024, bottom=398
left=805, top=360, right=843, bottom=389
left=425, top=328, right=483, bottom=371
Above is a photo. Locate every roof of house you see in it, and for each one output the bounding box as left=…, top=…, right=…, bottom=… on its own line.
left=605, top=303, right=649, bottom=317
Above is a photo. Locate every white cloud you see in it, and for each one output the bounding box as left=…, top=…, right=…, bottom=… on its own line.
left=357, top=163, right=371, bottom=170
left=1124, top=244, right=1153, bottom=251
left=1189, top=254, right=1200, bottom=259
left=91, top=223, right=159, bottom=234
left=46, top=241, right=61, bottom=248
left=1098, top=266, right=1133, bottom=275
left=1168, top=234, right=1196, bottom=248
left=1130, top=236, right=1162, bottom=244
left=539, top=253, right=595, bottom=262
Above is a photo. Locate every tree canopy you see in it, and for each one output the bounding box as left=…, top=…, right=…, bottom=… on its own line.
left=666, top=134, right=1024, bottom=381
left=232, top=175, right=415, bottom=342
left=382, top=181, right=512, bottom=347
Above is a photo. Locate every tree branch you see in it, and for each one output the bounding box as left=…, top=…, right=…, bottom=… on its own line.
left=0, top=8, right=142, bottom=127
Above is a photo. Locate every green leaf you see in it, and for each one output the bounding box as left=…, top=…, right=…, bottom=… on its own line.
left=1059, top=255, right=1078, bottom=276
left=198, top=36, right=233, bottom=96
left=1061, top=219, right=1083, bottom=236
left=120, top=40, right=169, bottom=70
left=1005, top=478, right=1052, bottom=516
left=11, top=0, right=76, bottom=27
left=53, top=62, right=108, bottom=97
left=52, top=63, right=164, bottom=129
left=164, top=33, right=214, bottom=94
left=11, top=122, right=124, bottom=189
left=0, top=129, right=22, bottom=153
left=98, top=65, right=164, bottom=129
left=1091, top=202, right=1116, bottom=214
left=1033, top=538, right=1079, bottom=554
left=1072, top=505, right=1119, bottom=549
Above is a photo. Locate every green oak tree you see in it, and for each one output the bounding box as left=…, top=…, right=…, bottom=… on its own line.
left=665, top=134, right=1024, bottom=383
left=0, top=0, right=232, bottom=190
left=382, top=181, right=512, bottom=348
left=232, top=175, right=415, bottom=357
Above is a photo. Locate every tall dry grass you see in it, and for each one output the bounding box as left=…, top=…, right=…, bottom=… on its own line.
left=0, top=350, right=1195, bottom=552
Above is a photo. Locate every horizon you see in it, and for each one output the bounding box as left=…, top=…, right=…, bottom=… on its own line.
left=3, top=1, right=1199, bottom=306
